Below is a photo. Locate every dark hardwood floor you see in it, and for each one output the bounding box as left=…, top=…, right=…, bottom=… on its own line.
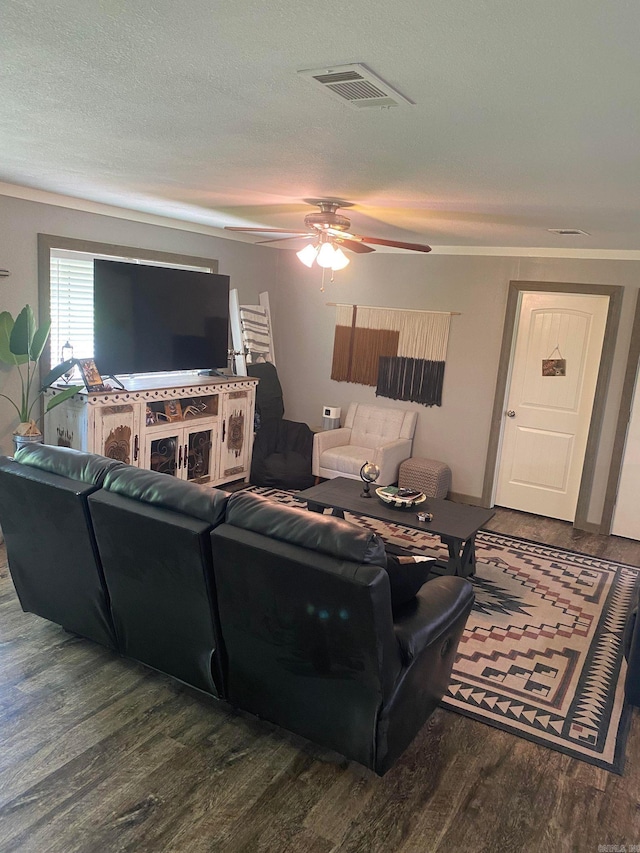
left=1, top=510, right=640, bottom=853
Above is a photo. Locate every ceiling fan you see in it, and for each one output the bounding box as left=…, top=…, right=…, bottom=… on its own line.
left=224, top=199, right=432, bottom=273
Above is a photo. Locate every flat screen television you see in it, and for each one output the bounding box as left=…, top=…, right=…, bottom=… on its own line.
left=93, top=260, right=230, bottom=376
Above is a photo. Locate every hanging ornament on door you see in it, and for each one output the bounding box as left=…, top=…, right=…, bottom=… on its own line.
left=542, top=345, right=566, bottom=376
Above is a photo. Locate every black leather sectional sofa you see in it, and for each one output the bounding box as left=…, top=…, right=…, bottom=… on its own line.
left=0, top=444, right=474, bottom=775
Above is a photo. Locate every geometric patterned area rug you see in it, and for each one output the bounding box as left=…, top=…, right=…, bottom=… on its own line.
left=248, top=487, right=639, bottom=774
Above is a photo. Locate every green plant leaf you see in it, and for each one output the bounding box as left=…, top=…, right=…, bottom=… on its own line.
left=10, top=305, right=36, bottom=358
left=41, top=359, right=75, bottom=389
left=45, top=385, right=82, bottom=412
left=0, top=311, right=17, bottom=364
left=30, top=318, right=51, bottom=363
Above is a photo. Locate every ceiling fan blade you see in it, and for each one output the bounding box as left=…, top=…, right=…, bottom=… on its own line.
left=255, top=234, right=315, bottom=245
left=224, top=227, right=310, bottom=234
left=337, top=238, right=376, bottom=254
left=353, top=235, right=432, bottom=252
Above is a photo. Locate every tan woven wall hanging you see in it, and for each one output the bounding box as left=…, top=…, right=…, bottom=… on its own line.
left=330, top=304, right=456, bottom=407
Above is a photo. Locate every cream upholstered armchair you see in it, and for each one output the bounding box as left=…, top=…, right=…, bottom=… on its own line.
left=312, top=403, right=417, bottom=486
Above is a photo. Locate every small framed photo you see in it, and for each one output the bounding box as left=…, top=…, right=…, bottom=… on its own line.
left=77, top=358, right=107, bottom=392
left=164, top=400, right=183, bottom=422
left=542, top=358, right=567, bottom=377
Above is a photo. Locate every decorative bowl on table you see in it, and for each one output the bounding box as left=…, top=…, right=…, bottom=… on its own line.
left=375, top=486, right=426, bottom=509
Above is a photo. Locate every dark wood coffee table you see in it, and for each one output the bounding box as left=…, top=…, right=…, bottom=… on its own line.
left=296, top=477, right=495, bottom=578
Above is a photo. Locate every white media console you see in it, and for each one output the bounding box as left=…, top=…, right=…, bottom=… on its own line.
left=44, top=372, right=258, bottom=487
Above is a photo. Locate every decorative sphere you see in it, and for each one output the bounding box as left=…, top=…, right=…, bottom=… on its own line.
left=360, top=462, right=381, bottom=483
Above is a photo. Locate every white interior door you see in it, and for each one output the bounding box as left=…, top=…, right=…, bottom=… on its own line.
left=495, top=291, right=609, bottom=521
left=612, top=363, right=640, bottom=539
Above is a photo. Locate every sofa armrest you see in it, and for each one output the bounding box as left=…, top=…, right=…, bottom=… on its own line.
left=372, top=438, right=413, bottom=485
left=376, top=575, right=474, bottom=774
left=312, top=427, right=352, bottom=475
left=393, top=576, right=474, bottom=664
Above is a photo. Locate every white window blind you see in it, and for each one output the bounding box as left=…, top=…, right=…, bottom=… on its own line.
left=50, top=253, right=95, bottom=367
left=49, top=249, right=211, bottom=369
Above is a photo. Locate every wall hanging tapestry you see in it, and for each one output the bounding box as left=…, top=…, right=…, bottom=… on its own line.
left=330, top=303, right=455, bottom=407
left=248, top=485, right=637, bottom=774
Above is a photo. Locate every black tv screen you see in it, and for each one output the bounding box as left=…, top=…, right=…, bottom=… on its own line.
left=93, top=260, right=230, bottom=376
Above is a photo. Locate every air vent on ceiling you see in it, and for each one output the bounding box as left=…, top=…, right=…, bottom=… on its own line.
left=548, top=228, right=591, bottom=236
left=297, top=63, right=413, bottom=109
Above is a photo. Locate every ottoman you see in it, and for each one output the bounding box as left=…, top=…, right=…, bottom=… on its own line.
left=398, top=457, right=451, bottom=499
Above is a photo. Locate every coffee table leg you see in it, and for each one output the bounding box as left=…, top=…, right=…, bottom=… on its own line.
left=445, top=538, right=463, bottom=576
left=306, top=501, right=344, bottom=518
left=444, top=535, right=477, bottom=578
left=460, top=534, right=477, bottom=577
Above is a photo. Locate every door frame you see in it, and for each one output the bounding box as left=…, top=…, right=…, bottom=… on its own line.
left=482, top=281, right=623, bottom=531
left=601, top=289, right=640, bottom=533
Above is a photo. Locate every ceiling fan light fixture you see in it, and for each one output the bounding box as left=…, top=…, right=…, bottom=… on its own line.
left=331, top=247, right=350, bottom=270
left=296, top=243, right=319, bottom=267
left=316, top=241, right=337, bottom=268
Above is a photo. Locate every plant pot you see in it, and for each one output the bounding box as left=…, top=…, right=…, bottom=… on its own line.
left=13, top=432, right=44, bottom=452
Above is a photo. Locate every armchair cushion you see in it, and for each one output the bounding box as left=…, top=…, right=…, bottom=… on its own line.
left=349, top=405, right=415, bottom=448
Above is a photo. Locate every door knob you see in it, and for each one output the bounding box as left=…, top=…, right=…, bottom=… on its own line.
left=506, top=410, right=516, bottom=418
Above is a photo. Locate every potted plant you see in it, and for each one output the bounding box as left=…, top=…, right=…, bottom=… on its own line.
left=0, top=305, right=81, bottom=449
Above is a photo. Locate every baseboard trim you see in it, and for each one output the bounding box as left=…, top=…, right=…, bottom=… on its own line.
left=577, top=520, right=602, bottom=534
left=447, top=491, right=487, bottom=507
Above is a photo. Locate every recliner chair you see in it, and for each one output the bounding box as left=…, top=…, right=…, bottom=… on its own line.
left=210, top=490, right=474, bottom=774
left=0, top=444, right=124, bottom=649
left=313, top=402, right=417, bottom=486
left=88, top=465, right=230, bottom=696
left=247, top=361, right=314, bottom=490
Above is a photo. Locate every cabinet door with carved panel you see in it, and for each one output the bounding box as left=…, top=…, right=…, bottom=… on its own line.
left=142, top=423, right=218, bottom=483
left=185, top=423, right=219, bottom=485
left=94, top=404, right=141, bottom=466
left=220, top=391, right=251, bottom=481
left=142, top=425, right=181, bottom=477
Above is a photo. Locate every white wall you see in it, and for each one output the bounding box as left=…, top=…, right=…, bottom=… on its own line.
left=2, top=188, right=638, bottom=529
left=272, top=251, right=640, bottom=526
left=0, top=194, right=277, bottom=454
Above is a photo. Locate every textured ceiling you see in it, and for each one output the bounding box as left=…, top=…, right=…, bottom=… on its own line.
left=3, top=0, right=640, bottom=251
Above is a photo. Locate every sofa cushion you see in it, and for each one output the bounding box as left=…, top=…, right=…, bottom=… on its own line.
left=103, top=466, right=228, bottom=525
left=14, top=443, right=124, bottom=486
left=226, top=491, right=387, bottom=566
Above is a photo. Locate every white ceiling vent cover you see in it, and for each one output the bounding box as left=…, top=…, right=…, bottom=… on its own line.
left=298, top=64, right=413, bottom=109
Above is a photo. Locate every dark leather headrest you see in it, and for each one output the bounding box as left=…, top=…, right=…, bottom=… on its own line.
left=103, top=465, right=228, bottom=525
left=225, top=491, right=387, bottom=566
left=14, top=444, right=125, bottom=486
left=247, top=362, right=285, bottom=421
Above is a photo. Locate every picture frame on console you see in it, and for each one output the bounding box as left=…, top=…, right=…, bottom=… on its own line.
left=77, top=358, right=107, bottom=392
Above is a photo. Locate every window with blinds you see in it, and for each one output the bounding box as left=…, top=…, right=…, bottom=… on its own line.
left=49, top=250, right=211, bottom=369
